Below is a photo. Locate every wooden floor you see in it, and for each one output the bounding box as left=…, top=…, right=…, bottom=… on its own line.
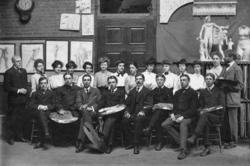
left=1, top=140, right=250, bottom=166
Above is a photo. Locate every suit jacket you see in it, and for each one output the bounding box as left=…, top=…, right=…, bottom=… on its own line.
left=199, top=86, right=225, bottom=116
left=28, top=89, right=55, bottom=111
left=152, top=86, right=173, bottom=104
left=172, top=87, right=198, bottom=119
left=4, top=66, right=28, bottom=104
left=99, top=88, right=125, bottom=109
left=221, top=62, right=243, bottom=107
left=75, top=87, right=101, bottom=112
left=55, top=84, right=80, bottom=111
left=125, top=86, right=153, bottom=115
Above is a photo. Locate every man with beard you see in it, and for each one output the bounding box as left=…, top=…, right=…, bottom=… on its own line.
left=122, top=73, right=153, bottom=154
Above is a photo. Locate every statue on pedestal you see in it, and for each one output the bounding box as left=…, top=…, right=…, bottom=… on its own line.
left=237, top=25, right=250, bottom=61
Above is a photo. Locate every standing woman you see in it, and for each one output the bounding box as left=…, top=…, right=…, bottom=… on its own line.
left=66, top=60, right=78, bottom=85
left=93, top=56, right=113, bottom=94
left=207, top=51, right=225, bottom=79
left=125, top=61, right=138, bottom=95
left=48, top=60, right=64, bottom=90
left=30, top=59, right=47, bottom=94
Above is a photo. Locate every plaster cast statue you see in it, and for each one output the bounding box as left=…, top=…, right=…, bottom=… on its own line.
left=197, top=16, right=229, bottom=61
left=237, top=25, right=250, bottom=61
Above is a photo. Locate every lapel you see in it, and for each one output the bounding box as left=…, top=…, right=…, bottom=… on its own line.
left=225, top=62, right=236, bottom=75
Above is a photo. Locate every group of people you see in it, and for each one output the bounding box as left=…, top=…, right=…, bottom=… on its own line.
left=3, top=49, right=243, bottom=160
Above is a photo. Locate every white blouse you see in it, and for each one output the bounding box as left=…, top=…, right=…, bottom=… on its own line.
left=48, top=74, right=64, bottom=90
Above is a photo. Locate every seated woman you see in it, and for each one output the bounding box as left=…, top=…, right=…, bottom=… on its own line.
left=93, top=56, right=113, bottom=94
left=30, top=59, right=47, bottom=94
left=28, top=77, right=55, bottom=150
left=125, top=61, right=138, bottom=95
left=48, top=60, right=64, bottom=90
left=66, top=61, right=78, bottom=85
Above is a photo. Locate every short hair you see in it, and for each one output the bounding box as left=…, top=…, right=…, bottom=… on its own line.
left=156, top=73, right=166, bottom=80
left=38, top=77, right=48, bottom=84
left=11, top=56, right=21, bottom=63
left=145, top=57, right=156, bottom=66
left=115, top=60, right=125, bottom=66
left=82, top=74, right=92, bottom=81
left=52, top=60, right=63, bottom=69
left=82, top=61, right=93, bottom=69
left=135, top=73, right=145, bottom=81
left=180, top=74, right=190, bottom=81
left=205, top=73, right=215, bottom=80
left=211, top=51, right=223, bottom=59
left=98, top=56, right=110, bottom=66
left=224, top=50, right=237, bottom=60
left=128, top=61, right=138, bottom=68
left=34, top=59, right=44, bottom=69
left=63, top=72, right=73, bottom=79
left=107, top=75, right=118, bottom=83
left=66, top=61, right=77, bottom=69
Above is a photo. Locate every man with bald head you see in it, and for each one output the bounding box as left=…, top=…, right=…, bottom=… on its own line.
left=4, top=56, right=28, bottom=144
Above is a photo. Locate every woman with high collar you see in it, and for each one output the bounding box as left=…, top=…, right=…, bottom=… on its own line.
left=48, top=60, right=64, bottom=90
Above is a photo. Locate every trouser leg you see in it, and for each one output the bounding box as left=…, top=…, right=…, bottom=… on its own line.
left=228, top=108, right=238, bottom=143
left=122, top=117, right=133, bottom=145
left=162, top=118, right=180, bottom=144
left=134, top=116, right=147, bottom=145
left=179, top=119, right=191, bottom=150
left=77, top=111, right=94, bottom=142
left=103, top=116, right=117, bottom=145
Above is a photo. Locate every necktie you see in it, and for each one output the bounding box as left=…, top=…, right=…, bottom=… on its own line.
left=164, top=72, right=169, bottom=75
left=85, top=88, right=89, bottom=94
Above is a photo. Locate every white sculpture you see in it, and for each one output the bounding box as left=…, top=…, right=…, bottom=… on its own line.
left=237, top=25, right=250, bottom=61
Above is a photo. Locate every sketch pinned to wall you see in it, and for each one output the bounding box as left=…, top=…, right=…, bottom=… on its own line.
left=60, top=13, right=81, bottom=31
left=21, top=44, right=44, bottom=73
left=82, top=14, right=94, bottom=36
left=46, top=41, right=68, bottom=70
left=75, top=0, right=91, bottom=14
left=0, top=44, right=15, bottom=73
left=70, top=41, right=93, bottom=70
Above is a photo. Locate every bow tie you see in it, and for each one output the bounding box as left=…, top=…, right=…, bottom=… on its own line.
left=164, top=72, right=169, bottom=75
left=117, top=72, right=125, bottom=77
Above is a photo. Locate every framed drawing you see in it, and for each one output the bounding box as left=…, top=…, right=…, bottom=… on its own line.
left=70, top=41, right=93, bottom=71
left=0, top=44, right=15, bottom=73
left=60, top=13, right=81, bottom=31
left=82, top=14, right=94, bottom=36
left=20, top=43, right=44, bottom=73
left=75, top=0, right=91, bottom=14
left=46, top=41, right=68, bottom=70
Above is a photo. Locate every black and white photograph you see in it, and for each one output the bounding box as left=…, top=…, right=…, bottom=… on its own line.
left=0, top=0, right=250, bottom=166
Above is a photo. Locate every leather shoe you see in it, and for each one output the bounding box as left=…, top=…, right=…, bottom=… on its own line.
left=187, top=135, right=196, bottom=144
left=75, top=142, right=84, bottom=153
left=133, top=145, right=140, bottom=154
left=143, top=127, right=152, bottom=135
left=125, top=144, right=134, bottom=150
left=105, top=145, right=112, bottom=154
left=155, top=142, right=164, bottom=151
left=200, top=148, right=211, bottom=157
left=177, top=149, right=188, bottom=160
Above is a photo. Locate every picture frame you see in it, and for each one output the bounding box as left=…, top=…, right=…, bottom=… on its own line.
left=20, top=43, right=44, bottom=73
left=60, top=13, right=81, bottom=31
left=45, top=41, right=69, bottom=70
left=81, top=14, right=95, bottom=36
left=70, top=41, right=93, bottom=71
left=75, top=0, right=91, bottom=14
left=0, top=44, right=15, bottom=73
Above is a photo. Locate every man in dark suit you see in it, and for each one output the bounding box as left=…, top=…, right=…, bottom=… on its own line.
left=98, top=76, right=125, bottom=153
left=144, top=73, right=173, bottom=151
left=122, top=73, right=153, bottom=154
left=187, top=73, right=225, bottom=156
left=221, top=50, right=243, bottom=149
left=161, top=74, right=198, bottom=160
left=28, top=77, right=55, bottom=149
left=4, top=56, right=28, bottom=144
left=75, top=74, right=101, bottom=153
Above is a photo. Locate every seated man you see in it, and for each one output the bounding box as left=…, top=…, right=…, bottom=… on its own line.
left=187, top=73, right=225, bottom=157
left=28, top=77, right=55, bottom=149
left=75, top=74, right=101, bottom=153
left=122, top=73, right=153, bottom=154
left=54, top=72, right=80, bottom=144
left=161, top=74, right=198, bottom=160
left=144, top=73, right=173, bottom=151
left=98, top=76, right=125, bottom=154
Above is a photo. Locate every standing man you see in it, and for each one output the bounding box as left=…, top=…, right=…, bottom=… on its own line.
left=28, top=77, right=55, bottom=149
left=144, top=74, right=173, bottom=151
left=122, top=73, right=153, bottom=154
left=75, top=74, right=101, bottom=153
left=161, top=74, right=198, bottom=160
left=221, top=50, right=243, bottom=149
left=98, top=76, right=125, bottom=153
left=4, top=56, right=28, bottom=144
